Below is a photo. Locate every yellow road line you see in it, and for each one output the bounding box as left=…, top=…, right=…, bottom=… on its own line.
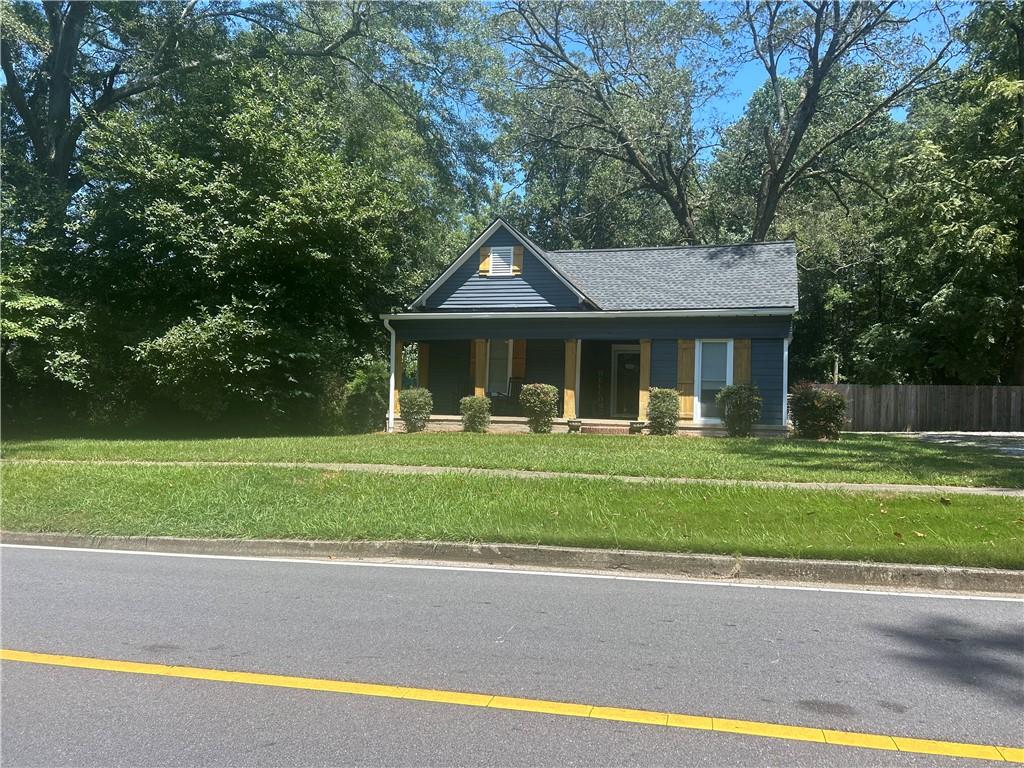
left=1, top=649, right=1018, bottom=763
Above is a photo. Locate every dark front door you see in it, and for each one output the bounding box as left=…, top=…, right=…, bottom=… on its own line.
left=612, top=348, right=641, bottom=418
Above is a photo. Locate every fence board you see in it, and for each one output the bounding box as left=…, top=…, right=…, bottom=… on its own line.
left=817, top=384, right=1024, bottom=432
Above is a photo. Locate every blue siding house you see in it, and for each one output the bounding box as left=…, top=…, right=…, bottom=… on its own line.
left=383, top=218, right=797, bottom=433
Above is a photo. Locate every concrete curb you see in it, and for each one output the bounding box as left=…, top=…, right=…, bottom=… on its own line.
left=3, top=531, right=1021, bottom=595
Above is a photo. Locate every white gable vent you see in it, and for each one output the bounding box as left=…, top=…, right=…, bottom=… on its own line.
left=489, top=246, right=514, bottom=276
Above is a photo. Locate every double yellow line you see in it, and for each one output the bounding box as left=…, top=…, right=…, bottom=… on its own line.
left=2, top=649, right=1020, bottom=763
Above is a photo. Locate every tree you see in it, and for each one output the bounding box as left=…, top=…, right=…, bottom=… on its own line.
left=736, top=0, right=958, bottom=240
left=495, top=0, right=726, bottom=244
left=1, top=1, right=492, bottom=217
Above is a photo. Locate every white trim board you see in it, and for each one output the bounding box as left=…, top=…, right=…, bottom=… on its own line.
left=694, top=338, right=733, bottom=424
left=383, top=308, right=796, bottom=321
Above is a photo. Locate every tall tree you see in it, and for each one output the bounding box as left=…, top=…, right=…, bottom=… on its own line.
left=1, top=1, right=492, bottom=216
left=496, top=0, right=725, bottom=244
left=736, top=0, right=957, bottom=240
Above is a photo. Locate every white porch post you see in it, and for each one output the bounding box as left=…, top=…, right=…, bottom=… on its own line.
left=385, top=319, right=396, bottom=433
left=782, top=335, right=792, bottom=428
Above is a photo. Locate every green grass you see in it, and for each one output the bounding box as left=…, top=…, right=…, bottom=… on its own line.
left=3, top=463, right=1022, bottom=568
left=3, top=432, right=1022, bottom=488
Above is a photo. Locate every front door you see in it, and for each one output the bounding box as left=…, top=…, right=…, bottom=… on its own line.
left=611, top=346, right=641, bottom=418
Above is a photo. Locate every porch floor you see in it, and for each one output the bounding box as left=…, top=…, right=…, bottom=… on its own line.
left=397, top=415, right=787, bottom=436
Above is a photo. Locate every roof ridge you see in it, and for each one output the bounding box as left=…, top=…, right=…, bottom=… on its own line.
left=546, top=240, right=795, bottom=254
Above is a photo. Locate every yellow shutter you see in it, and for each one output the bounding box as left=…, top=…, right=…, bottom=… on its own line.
left=473, top=339, right=487, bottom=397
left=511, top=339, right=527, bottom=379
left=638, top=339, right=651, bottom=420
left=417, top=342, right=430, bottom=389
left=562, top=340, right=577, bottom=419
left=479, top=246, right=491, bottom=275
left=733, top=339, right=751, bottom=385
left=677, top=339, right=695, bottom=420
left=512, top=246, right=524, bottom=275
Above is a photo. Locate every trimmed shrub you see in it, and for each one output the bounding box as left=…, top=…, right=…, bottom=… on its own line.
left=398, top=388, right=433, bottom=433
left=459, top=395, right=491, bottom=433
left=519, top=383, right=559, bottom=433
left=789, top=383, right=846, bottom=440
left=646, top=387, right=679, bottom=435
left=715, top=384, right=763, bottom=437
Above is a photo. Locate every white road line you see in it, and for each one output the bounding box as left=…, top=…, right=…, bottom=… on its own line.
left=2, top=543, right=1020, bottom=603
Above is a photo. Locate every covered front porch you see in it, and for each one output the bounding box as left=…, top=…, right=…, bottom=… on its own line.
left=394, top=338, right=655, bottom=427
left=383, top=311, right=791, bottom=434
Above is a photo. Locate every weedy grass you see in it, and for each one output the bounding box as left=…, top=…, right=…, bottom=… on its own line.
left=3, top=463, right=1021, bottom=569
left=3, top=432, right=1022, bottom=488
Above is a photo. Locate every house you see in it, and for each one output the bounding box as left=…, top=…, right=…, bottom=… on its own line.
left=382, top=218, right=797, bottom=434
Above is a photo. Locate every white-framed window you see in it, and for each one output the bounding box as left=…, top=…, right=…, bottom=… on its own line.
left=488, top=246, right=514, bottom=276
left=487, top=339, right=513, bottom=395
left=694, top=339, right=733, bottom=422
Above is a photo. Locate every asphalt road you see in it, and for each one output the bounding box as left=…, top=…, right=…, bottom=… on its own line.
left=1, top=545, right=1021, bottom=767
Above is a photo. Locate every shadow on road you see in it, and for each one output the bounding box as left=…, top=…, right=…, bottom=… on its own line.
left=870, top=615, right=1024, bottom=709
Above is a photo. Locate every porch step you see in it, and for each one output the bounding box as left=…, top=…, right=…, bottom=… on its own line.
left=580, top=424, right=632, bottom=435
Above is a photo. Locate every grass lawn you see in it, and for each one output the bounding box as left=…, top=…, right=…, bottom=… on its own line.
left=2, top=462, right=1022, bottom=569
left=3, top=432, right=1022, bottom=488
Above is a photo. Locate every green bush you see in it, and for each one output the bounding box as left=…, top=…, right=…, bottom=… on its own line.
left=716, top=384, right=763, bottom=437
left=519, top=383, right=559, bottom=433
left=646, top=387, right=679, bottom=435
left=399, top=388, right=433, bottom=433
left=789, top=383, right=846, bottom=439
left=340, top=356, right=388, bottom=434
left=459, top=395, right=491, bottom=433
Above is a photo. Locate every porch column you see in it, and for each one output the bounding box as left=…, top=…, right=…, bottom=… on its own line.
left=393, top=337, right=403, bottom=416
left=638, top=339, right=651, bottom=420
left=473, top=339, right=487, bottom=397
left=562, top=339, right=579, bottom=419
left=677, top=339, right=695, bottom=420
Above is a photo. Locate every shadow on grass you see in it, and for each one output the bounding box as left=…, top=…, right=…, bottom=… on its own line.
left=713, top=435, right=1024, bottom=487
left=870, top=615, right=1024, bottom=709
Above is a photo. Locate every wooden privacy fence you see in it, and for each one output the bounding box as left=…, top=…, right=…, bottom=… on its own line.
left=818, top=384, right=1024, bottom=432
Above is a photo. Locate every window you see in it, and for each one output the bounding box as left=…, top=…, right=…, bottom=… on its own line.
left=487, top=339, right=513, bottom=395
left=696, top=339, right=732, bottom=421
left=488, top=246, right=514, bottom=276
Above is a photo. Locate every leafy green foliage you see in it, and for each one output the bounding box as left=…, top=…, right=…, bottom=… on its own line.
left=646, top=388, right=679, bottom=436
left=519, top=383, right=559, bottom=433
left=716, top=385, right=763, bottom=437
left=340, top=357, right=389, bottom=435
left=459, top=395, right=491, bottom=433
left=789, top=384, right=846, bottom=440
left=400, top=388, right=434, bottom=433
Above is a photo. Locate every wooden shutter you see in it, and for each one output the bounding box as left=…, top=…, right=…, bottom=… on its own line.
left=512, top=246, right=524, bottom=275
left=677, top=339, right=695, bottom=420
left=478, top=246, right=491, bottom=275
left=733, top=339, right=751, bottom=385
left=417, top=342, right=430, bottom=389
left=562, top=339, right=578, bottom=419
left=511, top=339, right=527, bottom=378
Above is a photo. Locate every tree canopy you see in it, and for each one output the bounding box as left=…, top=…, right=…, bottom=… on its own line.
left=2, top=0, right=1020, bottom=431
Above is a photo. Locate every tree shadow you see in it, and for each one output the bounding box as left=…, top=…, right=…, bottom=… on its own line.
left=869, top=615, right=1024, bottom=708
left=713, top=435, right=1024, bottom=487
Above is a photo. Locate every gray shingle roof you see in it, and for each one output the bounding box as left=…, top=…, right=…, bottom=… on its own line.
left=544, top=241, right=798, bottom=311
